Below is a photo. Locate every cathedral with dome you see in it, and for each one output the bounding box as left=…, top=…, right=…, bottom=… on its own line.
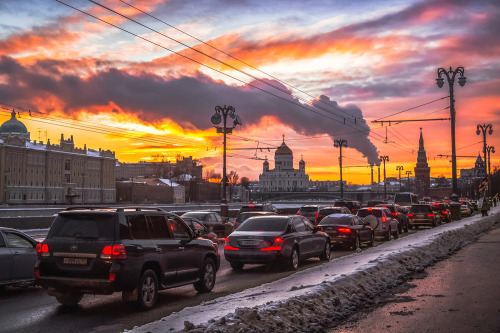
left=0, top=110, right=116, bottom=204
left=259, top=136, right=309, bottom=192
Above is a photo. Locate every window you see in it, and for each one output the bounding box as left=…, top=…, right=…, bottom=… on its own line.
left=127, top=215, right=150, bottom=239
left=5, top=232, right=34, bottom=248
left=167, top=217, right=190, bottom=239
left=148, top=215, right=171, bottom=239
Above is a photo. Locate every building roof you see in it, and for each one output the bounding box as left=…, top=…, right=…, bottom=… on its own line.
left=0, top=110, right=28, bottom=134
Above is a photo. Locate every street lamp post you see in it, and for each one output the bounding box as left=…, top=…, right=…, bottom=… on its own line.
left=380, top=155, right=389, bottom=199
left=436, top=66, right=466, bottom=195
left=406, top=170, right=412, bottom=191
left=477, top=124, right=493, bottom=198
left=211, top=105, right=242, bottom=217
left=334, top=139, right=348, bottom=199
left=396, top=166, right=404, bottom=192
left=486, top=145, right=495, bottom=197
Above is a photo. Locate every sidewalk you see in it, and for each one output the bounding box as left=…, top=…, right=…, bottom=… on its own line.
left=332, top=226, right=500, bottom=333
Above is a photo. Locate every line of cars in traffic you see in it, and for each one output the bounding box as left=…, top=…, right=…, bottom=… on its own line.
left=0, top=198, right=478, bottom=311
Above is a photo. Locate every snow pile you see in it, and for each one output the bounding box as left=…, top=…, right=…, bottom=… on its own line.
left=128, top=208, right=499, bottom=333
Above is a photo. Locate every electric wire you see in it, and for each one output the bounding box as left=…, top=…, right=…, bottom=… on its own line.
left=374, top=96, right=449, bottom=121
left=55, top=0, right=414, bottom=156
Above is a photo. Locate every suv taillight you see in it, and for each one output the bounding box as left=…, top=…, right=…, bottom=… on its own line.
left=297, top=212, right=301, bottom=215
left=101, top=244, right=127, bottom=259
left=314, top=213, right=319, bottom=218
left=408, top=213, right=413, bottom=217
left=428, top=214, right=434, bottom=217
left=36, top=243, right=50, bottom=258
left=392, top=212, right=398, bottom=216
left=382, top=216, right=386, bottom=222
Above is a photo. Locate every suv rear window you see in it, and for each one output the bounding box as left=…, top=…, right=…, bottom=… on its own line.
left=357, top=209, right=382, bottom=218
left=299, top=206, right=319, bottom=213
left=410, top=205, right=432, bottom=213
left=47, top=214, right=115, bottom=240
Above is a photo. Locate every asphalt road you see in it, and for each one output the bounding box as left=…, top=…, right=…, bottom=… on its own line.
left=1, top=237, right=392, bottom=333
left=332, top=226, right=500, bottom=333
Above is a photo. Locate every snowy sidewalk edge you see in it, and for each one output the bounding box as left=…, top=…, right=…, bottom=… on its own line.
left=128, top=209, right=500, bottom=333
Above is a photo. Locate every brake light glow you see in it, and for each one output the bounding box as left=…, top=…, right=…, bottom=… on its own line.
left=248, top=205, right=255, bottom=208
left=261, top=237, right=284, bottom=251
left=224, top=237, right=239, bottom=251
left=368, top=208, right=373, bottom=211
left=443, top=211, right=448, bottom=214
left=382, top=216, right=386, bottom=222
left=392, top=212, right=398, bottom=216
left=428, top=214, right=434, bottom=217
left=36, top=243, right=50, bottom=257
left=297, top=212, right=301, bottom=215
left=34, top=268, right=40, bottom=278
left=109, top=272, right=116, bottom=282
left=101, top=244, right=127, bottom=259
left=315, top=213, right=319, bottom=218
left=338, top=228, right=351, bottom=233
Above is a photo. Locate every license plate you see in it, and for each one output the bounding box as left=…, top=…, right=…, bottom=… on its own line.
left=417, top=214, right=424, bottom=218
left=241, top=240, right=259, bottom=246
left=63, top=258, right=87, bottom=265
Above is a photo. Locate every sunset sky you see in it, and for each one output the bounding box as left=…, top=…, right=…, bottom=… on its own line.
left=0, top=0, right=499, bottom=184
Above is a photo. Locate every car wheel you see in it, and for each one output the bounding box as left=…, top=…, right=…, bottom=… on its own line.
left=136, top=269, right=158, bottom=310
left=385, top=227, right=391, bottom=241
left=393, top=226, right=400, bottom=239
left=319, top=241, right=331, bottom=261
left=289, top=247, right=299, bottom=270
left=229, top=261, right=244, bottom=270
left=55, top=291, right=84, bottom=307
left=369, top=232, right=375, bottom=246
left=351, top=235, right=360, bottom=251
left=194, top=258, right=216, bottom=293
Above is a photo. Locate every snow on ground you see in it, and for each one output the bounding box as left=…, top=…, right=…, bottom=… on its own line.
left=128, top=207, right=500, bottom=333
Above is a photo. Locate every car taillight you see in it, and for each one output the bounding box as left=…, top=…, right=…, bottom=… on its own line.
left=338, top=228, right=351, bottom=233
left=428, top=214, right=434, bottom=217
left=109, top=272, right=116, bottom=282
left=408, top=213, right=413, bottom=217
left=382, top=216, right=386, bottom=222
left=101, top=244, right=127, bottom=259
left=315, top=213, right=319, bottom=218
left=34, top=268, right=40, bottom=278
left=443, top=211, right=448, bottom=214
left=261, top=237, right=284, bottom=251
left=36, top=243, right=50, bottom=258
left=224, top=237, right=239, bottom=251
left=392, top=212, right=398, bottom=216
left=297, top=212, right=301, bottom=215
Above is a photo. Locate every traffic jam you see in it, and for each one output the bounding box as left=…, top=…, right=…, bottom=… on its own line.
left=1, top=193, right=484, bottom=312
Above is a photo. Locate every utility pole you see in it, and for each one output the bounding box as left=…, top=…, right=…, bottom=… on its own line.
left=436, top=67, right=466, bottom=194
left=210, top=105, right=242, bottom=217
left=380, top=155, right=389, bottom=199
left=334, top=139, right=348, bottom=199
left=396, top=166, right=404, bottom=192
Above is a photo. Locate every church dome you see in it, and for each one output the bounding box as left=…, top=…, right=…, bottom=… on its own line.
left=0, top=110, right=28, bottom=134
left=275, top=140, right=293, bottom=156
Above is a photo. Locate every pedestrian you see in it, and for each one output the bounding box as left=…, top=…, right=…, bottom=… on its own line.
left=481, top=197, right=490, bottom=217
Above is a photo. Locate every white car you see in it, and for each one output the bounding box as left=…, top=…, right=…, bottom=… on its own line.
left=461, top=204, right=472, bottom=217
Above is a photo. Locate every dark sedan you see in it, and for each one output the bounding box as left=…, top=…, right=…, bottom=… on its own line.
left=224, top=215, right=331, bottom=271
left=0, top=227, right=38, bottom=288
left=318, top=214, right=374, bottom=250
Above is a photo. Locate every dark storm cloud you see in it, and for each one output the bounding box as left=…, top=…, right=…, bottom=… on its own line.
left=0, top=56, right=380, bottom=164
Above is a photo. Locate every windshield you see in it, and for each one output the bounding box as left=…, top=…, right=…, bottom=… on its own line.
left=182, top=212, right=209, bottom=221
left=319, top=216, right=352, bottom=226
left=357, top=209, right=382, bottom=218
left=410, top=205, right=432, bottom=213
left=237, top=217, right=288, bottom=232
left=235, top=212, right=263, bottom=223
left=47, top=214, right=115, bottom=240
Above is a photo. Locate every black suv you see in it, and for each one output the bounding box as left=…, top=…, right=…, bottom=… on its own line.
left=35, top=207, right=220, bottom=310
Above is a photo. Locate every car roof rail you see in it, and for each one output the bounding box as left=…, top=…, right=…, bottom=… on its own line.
left=115, top=206, right=168, bottom=212
left=64, top=206, right=114, bottom=211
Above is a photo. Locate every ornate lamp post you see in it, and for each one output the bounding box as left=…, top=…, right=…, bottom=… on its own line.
left=211, top=105, right=242, bottom=216
left=334, top=139, right=348, bottom=199
left=380, top=155, right=389, bottom=199
left=406, top=170, right=412, bottom=191
left=436, top=66, right=466, bottom=194
left=396, top=166, right=404, bottom=192
left=477, top=124, right=493, bottom=176
left=486, top=145, right=495, bottom=197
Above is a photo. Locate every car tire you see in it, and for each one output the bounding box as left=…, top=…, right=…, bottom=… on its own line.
left=319, top=241, right=331, bottom=261
left=351, top=235, right=360, bottom=251
left=369, top=232, right=375, bottom=246
left=194, top=258, right=216, bottom=293
left=289, top=247, right=299, bottom=270
left=385, top=228, right=391, bottom=241
left=229, top=261, right=244, bottom=270
left=55, top=291, right=84, bottom=307
left=136, top=269, right=158, bottom=310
